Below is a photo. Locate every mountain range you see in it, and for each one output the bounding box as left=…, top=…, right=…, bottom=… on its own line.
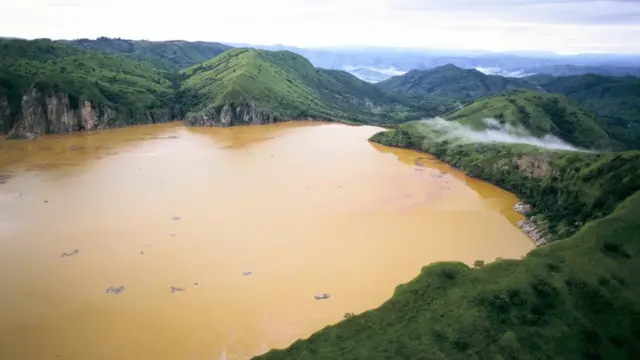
left=2, top=36, right=640, bottom=360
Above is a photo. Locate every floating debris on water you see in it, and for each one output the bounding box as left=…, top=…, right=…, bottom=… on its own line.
left=60, top=249, right=80, bottom=258
left=172, top=216, right=181, bottom=221
left=193, top=282, right=199, bottom=286
left=314, top=293, right=330, bottom=300
left=170, top=233, right=176, bottom=237
left=170, top=286, right=184, bottom=293
left=140, top=250, right=144, bottom=255
left=243, top=271, right=252, bottom=276
left=106, top=286, right=125, bottom=294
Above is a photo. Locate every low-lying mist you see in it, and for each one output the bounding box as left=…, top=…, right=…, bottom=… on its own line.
left=420, top=117, right=583, bottom=151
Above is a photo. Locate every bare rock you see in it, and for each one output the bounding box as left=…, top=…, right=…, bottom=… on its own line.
left=517, top=218, right=547, bottom=246
left=513, top=202, right=533, bottom=215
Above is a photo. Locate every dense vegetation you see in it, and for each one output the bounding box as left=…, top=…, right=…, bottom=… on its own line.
left=181, top=48, right=458, bottom=124
left=526, top=74, right=640, bottom=149
left=445, top=90, right=613, bottom=150
left=0, top=38, right=178, bottom=131
left=63, top=37, right=232, bottom=71
left=376, top=64, right=538, bottom=101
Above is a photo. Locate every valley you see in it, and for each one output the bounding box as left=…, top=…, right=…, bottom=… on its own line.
left=1, top=36, right=640, bottom=360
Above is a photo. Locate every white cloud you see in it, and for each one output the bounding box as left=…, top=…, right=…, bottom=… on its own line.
left=1, top=0, right=639, bottom=53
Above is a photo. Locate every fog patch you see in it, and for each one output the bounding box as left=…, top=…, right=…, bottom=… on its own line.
left=475, top=67, right=533, bottom=78
left=420, top=117, right=584, bottom=151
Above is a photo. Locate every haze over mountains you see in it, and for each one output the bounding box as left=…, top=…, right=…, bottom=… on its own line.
left=229, top=42, right=640, bottom=82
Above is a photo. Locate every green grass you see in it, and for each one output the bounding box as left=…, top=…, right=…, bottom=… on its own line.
left=256, top=189, right=640, bottom=359
left=376, top=64, right=538, bottom=101
left=0, top=38, right=178, bottom=132
left=446, top=90, right=613, bottom=150
left=526, top=74, right=640, bottom=150
left=181, top=48, right=457, bottom=124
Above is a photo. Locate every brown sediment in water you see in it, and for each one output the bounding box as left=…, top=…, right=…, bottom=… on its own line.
left=0, top=121, right=533, bottom=360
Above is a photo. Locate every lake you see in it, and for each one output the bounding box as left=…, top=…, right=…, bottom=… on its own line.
left=0, top=121, right=534, bottom=359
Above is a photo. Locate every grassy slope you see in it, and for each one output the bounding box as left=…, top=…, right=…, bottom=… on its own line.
left=376, top=64, right=539, bottom=101
left=0, top=38, right=176, bottom=130
left=181, top=48, right=458, bottom=124
left=525, top=74, right=640, bottom=150
left=446, top=90, right=612, bottom=150
left=257, top=189, right=640, bottom=360
left=63, top=37, right=232, bottom=71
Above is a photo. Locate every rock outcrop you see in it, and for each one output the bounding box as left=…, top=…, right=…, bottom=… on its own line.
left=0, top=96, right=11, bottom=133
left=6, top=89, right=172, bottom=139
left=513, top=202, right=533, bottom=215
left=513, top=202, right=547, bottom=246
left=185, top=103, right=276, bottom=127
left=517, top=216, right=548, bottom=247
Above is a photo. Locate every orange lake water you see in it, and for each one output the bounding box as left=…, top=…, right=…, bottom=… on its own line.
left=0, top=121, right=534, bottom=360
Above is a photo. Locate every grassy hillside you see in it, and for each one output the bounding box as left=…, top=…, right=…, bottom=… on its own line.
left=256, top=121, right=640, bottom=360
left=526, top=74, right=640, bottom=150
left=377, top=64, right=539, bottom=101
left=63, top=37, right=232, bottom=71
left=181, top=48, right=457, bottom=124
left=446, top=90, right=612, bottom=150
left=0, top=38, right=177, bottom=131
left=256, top=189, right=640, bottom=360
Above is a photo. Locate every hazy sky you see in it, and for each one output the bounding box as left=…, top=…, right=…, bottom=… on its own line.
left=2, top=0, right=639, bottom=53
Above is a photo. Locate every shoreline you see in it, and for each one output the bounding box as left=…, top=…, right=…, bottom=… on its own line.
left=369, top=139, right=550, bottom=247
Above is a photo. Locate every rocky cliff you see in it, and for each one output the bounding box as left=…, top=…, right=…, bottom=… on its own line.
left=0, top=96, right=10, bottom=133
left=4, top=89, right=172, bottom=139
left=184, top=103, right=276, bottom=127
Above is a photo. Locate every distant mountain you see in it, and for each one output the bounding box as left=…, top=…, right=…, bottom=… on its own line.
left=61, top=37, right=232, bottom=71
left=181, top=48, right=457, bottom=126
left=342, top=66, right=407, bottom=83
left=526, top=74, right=640, bottom=149
left=223, top=44, right=640, bottom=83
left=446, top=90, right=613, bottom=150
left=376, top=64, right=540, bottom=101
left=526, top=65, right=640, bottom=77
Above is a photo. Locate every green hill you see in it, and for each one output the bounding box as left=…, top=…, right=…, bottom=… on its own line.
left=256, top=120, right=640, bottom=360
left=446, top=90, right=612, bottom=150
left=0, top=38, right=176, bottom=136
left=376, top=64, right=540, bottom=101
left=181, top=48, right=457, bottom=126
left=526, top=74, right=640, bottom=150
left=62, top=37, right=232, bottom=71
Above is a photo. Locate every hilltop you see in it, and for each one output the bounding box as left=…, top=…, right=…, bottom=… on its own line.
left=376, top=64, right=540, bottom=101
left=62, top=37, right=232, bottom=71
left=0, top=38, right=177, bottom=137
left=526, top=74, right=640, bottom=149
left=446, top=90, right=612, bottom=150
left=181, top=48, right=457, bottom=126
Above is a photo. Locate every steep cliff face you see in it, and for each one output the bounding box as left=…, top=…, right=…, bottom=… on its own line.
left=6, top=89, right=172, bottom=139
left=185, top=103, right=276, bottom=127
left=0, top=96, right=10, bottom=133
